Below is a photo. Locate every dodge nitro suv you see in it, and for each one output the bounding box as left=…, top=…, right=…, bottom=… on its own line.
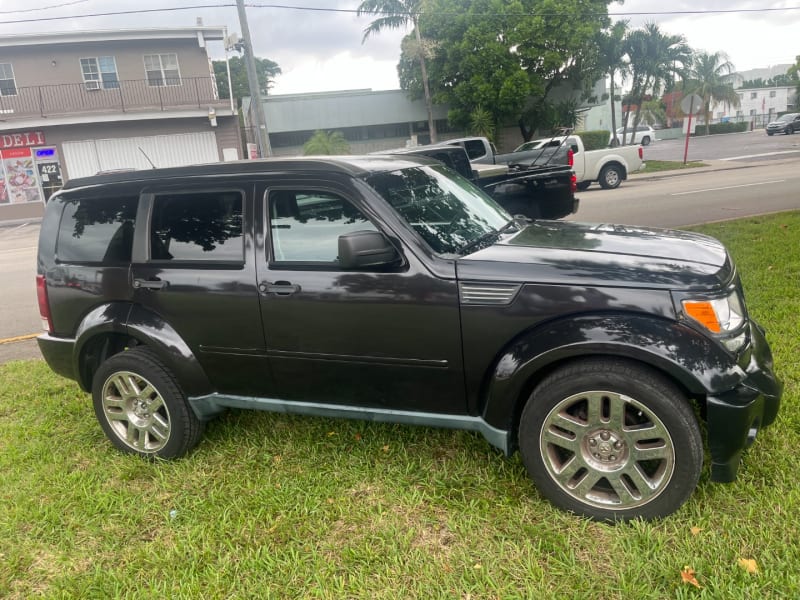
left=36, top=157, right=782, bottom=521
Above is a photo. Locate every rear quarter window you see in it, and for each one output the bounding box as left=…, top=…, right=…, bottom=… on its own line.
left=56, top=195, right=138, bottom=263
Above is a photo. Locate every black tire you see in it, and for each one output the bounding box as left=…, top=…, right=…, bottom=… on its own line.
left=767, top=131, right=774, bottom=136
left=785, top=127, right=791, bottom=135
left=598, top=164, right=622, bottom=189
left=92, top=347, right=204, bottom=459
left=518, top=358, right=703, bottom=521
left=641, top=136, right=651, bottom=146
left=576, top=181, right=592, bottom=191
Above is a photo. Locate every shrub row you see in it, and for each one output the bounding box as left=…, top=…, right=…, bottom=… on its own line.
left=693, top=122, right=749, bottom=136
left=576, top=130, right=610, bottom=151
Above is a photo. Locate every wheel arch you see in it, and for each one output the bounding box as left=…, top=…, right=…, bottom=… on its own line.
left=479, top=313, right=742, bottom=450
left=600, top=160, right=628, bottom=180
left=73, top=302, right=213, bottom=397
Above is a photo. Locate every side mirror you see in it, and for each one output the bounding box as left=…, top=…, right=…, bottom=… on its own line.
left=338, top=230, right=399, bottom=269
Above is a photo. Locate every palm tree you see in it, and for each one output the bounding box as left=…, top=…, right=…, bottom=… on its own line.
left=624, top=23, right=691, bottom=144
left=787, top=55, right=800, bottom=104
left=683, top=51, right=740, bottom=135
left=303, top=131, right=351, bottom=155
left=357, top=0, right=437, bottom=143
left=598, top=21, right=629, bottom=146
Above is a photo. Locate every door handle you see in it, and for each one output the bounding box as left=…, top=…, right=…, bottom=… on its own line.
left=133, top=278, right=168, bottom=290
left=259, top=281, right=301, bottom=295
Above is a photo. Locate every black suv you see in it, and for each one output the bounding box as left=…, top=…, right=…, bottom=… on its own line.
left=36, top=157, right=782, bottom=521
left=765, top=112, right=800, bottom=135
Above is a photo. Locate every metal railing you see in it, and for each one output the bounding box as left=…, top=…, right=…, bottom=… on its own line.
left=0, top=77, right=226, bottom=120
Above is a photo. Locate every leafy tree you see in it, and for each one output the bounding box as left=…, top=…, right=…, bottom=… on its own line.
left=597, top=21, right=629, bottom=146
left=212, top=56, right=281, bottom=107
left=682, top=51, right=739, bottom=135
left=399, top=0, right=610, bottom=142
left=788, top=56, right=800, bottom=101
left=303, top=131, right=351, bottom=155
left=622, top=23, right=691, bottom=144
left=358, top=0, right=439, bottom=143
left=638, top=98, right=666, bottom=126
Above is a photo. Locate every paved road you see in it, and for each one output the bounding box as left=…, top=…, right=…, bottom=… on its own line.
left=644, top=129, right=800, bottom=163
left=570, top=157, right=800, bottom=227
left=0, top=222, right=42, bottom=363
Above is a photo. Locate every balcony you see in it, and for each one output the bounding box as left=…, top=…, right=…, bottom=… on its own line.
left=0, top=77, right=228, bottom=121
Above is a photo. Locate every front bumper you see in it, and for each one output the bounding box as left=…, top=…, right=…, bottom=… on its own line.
left=706, top=321, right=782, bottom=482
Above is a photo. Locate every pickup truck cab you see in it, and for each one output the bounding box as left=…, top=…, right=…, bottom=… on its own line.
left=36, top=156, right=781, bottom=521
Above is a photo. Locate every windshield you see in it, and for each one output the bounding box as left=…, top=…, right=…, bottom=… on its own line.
left=365, top=164, right=510, bottom=256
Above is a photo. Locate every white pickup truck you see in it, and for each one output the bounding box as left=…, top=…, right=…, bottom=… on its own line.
left=437, top=135, right=644, bottom=190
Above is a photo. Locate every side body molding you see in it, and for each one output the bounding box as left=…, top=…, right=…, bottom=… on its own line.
left=481, top=313, right=745, bottom=432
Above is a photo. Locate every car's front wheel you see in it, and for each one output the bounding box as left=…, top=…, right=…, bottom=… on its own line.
left=518, top=358, right=703, bottom=521
left=92, top=347, right=204, bottom=459
left=767, top=131, right=774, bottom=136
left=641, top=136, right=651, bottom=146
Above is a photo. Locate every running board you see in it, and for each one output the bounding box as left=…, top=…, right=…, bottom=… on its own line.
left=189, top=393, right=511, bottom=455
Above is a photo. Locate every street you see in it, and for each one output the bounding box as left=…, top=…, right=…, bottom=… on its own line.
left=643, top=128, right=800, bottom=162
left=1, top=153, right=799, bottom=363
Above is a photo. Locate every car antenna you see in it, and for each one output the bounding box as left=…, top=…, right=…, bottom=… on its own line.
left=138, top=147, right=157, bottom=169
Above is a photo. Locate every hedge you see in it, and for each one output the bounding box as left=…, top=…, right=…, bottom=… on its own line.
left=693, top=122, right=749, bottom=136
left=576, top=130, right=610, bottom=151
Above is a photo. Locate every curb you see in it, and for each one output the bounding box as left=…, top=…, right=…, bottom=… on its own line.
left=629, top=155, right=800, bottom=182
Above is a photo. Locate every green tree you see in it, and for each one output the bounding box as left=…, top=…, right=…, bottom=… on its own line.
left=623, top=23, right=691, bottom=144
left=303, top=131, right=351, bottom=155
left=358, top=0, right=439, bottom=143
left=212, top=56, right=281, bottom=107
left=683, top=51, right=740, bottom=136
left=399, top=0, right=609, bottom=141
left=597, top=21, right=629, bottom=146
left=788, top=55, right=800, bottom=101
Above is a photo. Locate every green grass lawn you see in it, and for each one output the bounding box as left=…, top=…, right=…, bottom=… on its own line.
left=640, top=159, right=708, bottom=173
left=1, top=212, right=798, bottom=599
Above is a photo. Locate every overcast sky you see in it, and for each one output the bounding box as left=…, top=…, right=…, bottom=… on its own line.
left=0, top=1, right=797, bottom=94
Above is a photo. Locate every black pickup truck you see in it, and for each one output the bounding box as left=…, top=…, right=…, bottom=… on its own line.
left=384, top=145, right=578, bottom=220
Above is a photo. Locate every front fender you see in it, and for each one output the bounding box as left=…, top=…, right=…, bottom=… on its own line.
left=481, top=313, right=743, bottom=431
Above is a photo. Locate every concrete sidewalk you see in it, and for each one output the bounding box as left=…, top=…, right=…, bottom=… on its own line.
left=630, top=155, right=800, bottom=182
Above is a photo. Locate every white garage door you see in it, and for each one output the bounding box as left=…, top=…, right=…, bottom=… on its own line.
left=62, top=131, right=219, bottom=179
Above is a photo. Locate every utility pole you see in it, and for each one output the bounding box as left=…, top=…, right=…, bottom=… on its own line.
left=236, top=0, right=272, bottom=157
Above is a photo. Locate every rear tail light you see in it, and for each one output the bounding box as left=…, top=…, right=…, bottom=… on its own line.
left=567, top=148, right=574, bottom=168
left=36, top=274, right=53, bottom=333
left=570, top=174, right=577, bottom=193
left=638, top=147, right=643, bottom=159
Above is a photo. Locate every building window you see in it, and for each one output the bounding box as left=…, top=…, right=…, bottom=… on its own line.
left=0, top=63, right=17, bottom=96
left=144, top=54, right=181, bottom=87
left=750, top=92, right=758, bottom=100
left=80, top=56, right=119, bottom=90
left=769, top=90, right=776, bottom=98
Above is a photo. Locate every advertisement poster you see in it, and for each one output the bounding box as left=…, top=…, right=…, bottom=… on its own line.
left=1, top=148, right=43, bottom=204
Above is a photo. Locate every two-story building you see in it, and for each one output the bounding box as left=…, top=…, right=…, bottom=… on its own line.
left=0, top=27, right=239, bottom=223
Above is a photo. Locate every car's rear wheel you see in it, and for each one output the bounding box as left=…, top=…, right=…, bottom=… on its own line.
left=92, top=347, right=204, bottom=459
left=598, top=164, right=622, bottom=189
left=518, top=358, right=703, bottom=521
left=641, top=136, right=651, bottom=146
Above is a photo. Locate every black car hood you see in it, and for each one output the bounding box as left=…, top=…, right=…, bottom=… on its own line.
left=457, top=220, right=732, bottom=290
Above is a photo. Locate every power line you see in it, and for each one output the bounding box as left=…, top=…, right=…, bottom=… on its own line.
left=0, top=0, right=90, bottom=15
left=0, top=2, right=799, bottom=26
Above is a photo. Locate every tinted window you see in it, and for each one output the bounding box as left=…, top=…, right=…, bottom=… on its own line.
left=57, top=195, right=137, bottom=263
left=463, top=140, right=486, bottom=159
left=150, top=191, right=243, bottom=261
left=268, top=190, right=377, bottom=263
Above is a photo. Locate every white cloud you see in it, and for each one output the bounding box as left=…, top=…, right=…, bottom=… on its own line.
left=271, top=51, right=400, bottom=94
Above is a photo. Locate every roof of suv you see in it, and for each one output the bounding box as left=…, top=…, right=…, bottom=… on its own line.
left=62, top=155, right=436, bottom=190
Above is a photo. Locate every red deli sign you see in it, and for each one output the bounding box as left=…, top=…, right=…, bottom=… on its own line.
left=0, top=131, right=46, bottom=150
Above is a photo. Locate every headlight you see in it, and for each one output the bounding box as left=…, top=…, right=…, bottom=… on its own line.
left=682, top=291, right=745, bottom=334
left=679, top=290, right=748, bottom=352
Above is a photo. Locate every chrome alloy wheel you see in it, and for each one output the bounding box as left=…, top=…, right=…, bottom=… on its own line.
left=101, top=370, right=172, bottom=453
left=539, top=390, right=675, bottom=510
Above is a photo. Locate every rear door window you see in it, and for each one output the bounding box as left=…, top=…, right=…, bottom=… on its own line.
left=149, top=190, right=244, bottom=262
left=56, top=195, right=138, bottom=263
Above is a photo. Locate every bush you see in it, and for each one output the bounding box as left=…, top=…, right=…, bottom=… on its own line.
left=693, top=122, right=749, bottom=136
left=577, top=130, right=611, bottom=151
